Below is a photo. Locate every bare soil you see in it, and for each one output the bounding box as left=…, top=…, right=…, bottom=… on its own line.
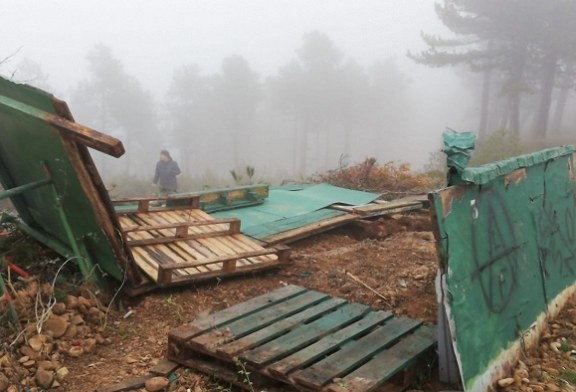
left=23, top=210, right=576, bottom=391
left=53, top=212, right=446, bottom=391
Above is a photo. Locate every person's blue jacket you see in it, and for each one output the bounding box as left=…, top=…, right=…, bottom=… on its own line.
left=153, top=159, right=181, bottom=191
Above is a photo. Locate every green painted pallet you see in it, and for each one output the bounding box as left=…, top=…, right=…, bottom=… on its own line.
left=168, top=285, right=437, bottom=392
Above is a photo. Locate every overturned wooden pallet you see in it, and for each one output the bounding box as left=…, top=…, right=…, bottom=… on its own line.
left=114, top=195, right=288, bottom=287
left=168, top=285, right=437, bottom=392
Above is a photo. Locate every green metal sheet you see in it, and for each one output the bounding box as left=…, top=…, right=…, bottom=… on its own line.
left=0, top=76, right=125, bottom=281
left=213, top=184, right=379, bottom=239
left=430, top=145, right=576, bottom=391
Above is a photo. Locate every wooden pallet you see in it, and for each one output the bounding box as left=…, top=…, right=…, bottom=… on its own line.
left=168, top=285, right=437, bottom=392
left=114, top=196, right=288, bottom=287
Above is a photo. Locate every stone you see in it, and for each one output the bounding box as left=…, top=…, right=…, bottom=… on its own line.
left=87, top=307, right=104, bottom=324
left=125, top=355, right=139, bottom=364
left=64, top=295, right=79, bottom=309
left=546, top=383, right=560, bottom=392
left=0, top=372, right=10, bottom=391
left=35, top=368, right=54, bottom=389
left=51, top=302, right=66, bottom=315
left=70, top=314, right=84, bottom=325
left=19, top=346, right=41, bottom=361
left=94, top=333, right=105, bottom=344
left=37, top=360, right=58, bottom=370
left=515, top=368, right=529, bottom=379
left=498, top=378, right=515, bottom=388
left=55, top=367, right=69, bottom=381
left=7, top=386, right=19, bottom=392
left=28, top=335, right=46, bottom=352
left=67, top=346, right=84, bottom=358
left=64, top=324, right=77, bottom=339
left=145, top=376, right=170, bottom=392
left=82, top=338, right=96, bottom=353
left=44, top=315, right=69, bottom=338
left=22, top=360, right=36, bottom=368
left=530, top=385, right=545, bottom=392
left=18, top=356, right=30, bottom=364
left=0, top=354, right=10, bottom=367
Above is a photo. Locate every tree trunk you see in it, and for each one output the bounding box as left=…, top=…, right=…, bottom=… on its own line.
left=533, top=51, right=558, bottom=137
left=478, top=68, right=492, bottom=140
left=510, top=93, right=521, bottom=136
left=550, top=85, right=569, bottom=134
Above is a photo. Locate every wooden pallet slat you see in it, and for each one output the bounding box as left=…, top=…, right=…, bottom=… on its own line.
left=118, top=207, right=284, bottom=286
left=167, top=285, right=437, bottom=392
left=169, top=285, right=306, bottom=344
left=265, top=310, right=393, bottom=379
left=241, top=302, right=371, bottom=367
left=216, top=297, right=347, bottom=358
left=189, top=290, right=331, bottom=351
left=326, top=325, right=437, bottom=392
left=291, top=318, right=422, bottom=389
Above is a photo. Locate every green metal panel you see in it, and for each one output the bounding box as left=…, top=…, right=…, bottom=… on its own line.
left=0, top=77, right=124, bottom=281
left=430, top=146, right=576, bottom=391
left=213, top=184, right=379, bottom=239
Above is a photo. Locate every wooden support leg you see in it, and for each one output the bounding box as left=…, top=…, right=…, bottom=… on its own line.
left=223, top=259, right=237, bottom=273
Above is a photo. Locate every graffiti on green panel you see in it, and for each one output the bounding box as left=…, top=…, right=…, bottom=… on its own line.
left=430, top=146, right=576, bottom=390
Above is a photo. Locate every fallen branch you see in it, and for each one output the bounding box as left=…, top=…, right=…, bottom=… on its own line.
left=341, top=269, right=391, bottom=307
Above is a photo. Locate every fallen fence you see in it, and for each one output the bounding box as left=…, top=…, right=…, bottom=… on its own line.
left=430, top=141, right=576, bottom=391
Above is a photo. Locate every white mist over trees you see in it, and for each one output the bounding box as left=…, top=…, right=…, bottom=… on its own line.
left=2, top=1, right=576, bottom=189
left=410, top=0, right=576, bottom=139
left=66, top=32, right=413, bottom=186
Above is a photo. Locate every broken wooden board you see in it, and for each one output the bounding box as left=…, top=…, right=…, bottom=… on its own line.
left=331, top=198, right=425, bottom=218
left=117, top=207, right=288, bottom=287
left=168, top=285, right=437, bottom=392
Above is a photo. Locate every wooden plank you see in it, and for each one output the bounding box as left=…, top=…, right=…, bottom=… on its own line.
left=169, top=285, right=307, bottom=344
left=95, top=376, right=151, bottom=392
left=263, top=214, right=357, bottom=245
left=216, top=298, right=347, bottom=358
left=127, top=228, right=233, bottom=247
left=113, top=194, right=200, bottom=204
left=241, top=302, right=371, bottom=367
left=131, top=247, right=163, bottom=279
left=122, top=218, right=239, bottom=233
left=265, top=310, right=393, bottom=379
left=128, top=212, right=219, bottom=275
left=291, top=318, right=421, bottom=389
left=158, top=248, right=277, bottom=275
left=328, top=325, right=437, bottom=392
left=149, top=358, right=180, bottom=376
left=189, top=290, right=331, bottom=351
left=131, top=212, right=219, bottom=271
left=222, top=237, right=278, bottom=266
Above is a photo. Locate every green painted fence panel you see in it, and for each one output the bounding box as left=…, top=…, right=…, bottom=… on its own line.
left=430, top=146, right=576, bottom=391
left=0, top=76, right=126, bottom=281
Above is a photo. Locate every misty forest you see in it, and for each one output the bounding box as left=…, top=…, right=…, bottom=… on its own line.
left=2, top=0, right=576, bottom=195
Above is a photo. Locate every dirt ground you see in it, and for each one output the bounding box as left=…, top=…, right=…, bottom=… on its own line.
left=8, top=209, right=576, bottom=391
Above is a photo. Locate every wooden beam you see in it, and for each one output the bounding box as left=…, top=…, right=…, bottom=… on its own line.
left=46, top=113, right=125, bottom=157
left=122, top=218, right=240, bottom=233
left=157, top=248, right=278, bottom=284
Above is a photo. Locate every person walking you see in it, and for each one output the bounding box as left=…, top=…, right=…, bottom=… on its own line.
left=152, top=150, right=181, bottom=196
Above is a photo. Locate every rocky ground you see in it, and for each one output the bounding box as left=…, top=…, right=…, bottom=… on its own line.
left=1, top=210, right=576, bottom=392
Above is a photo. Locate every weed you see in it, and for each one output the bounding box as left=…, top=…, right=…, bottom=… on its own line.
left=166, top=295, right=184, bottom=322
left=233, top=357, right=255, bottom=392
left=560, top=368, right=576, bottom=385
left=560, top=341, right=572, bottom=352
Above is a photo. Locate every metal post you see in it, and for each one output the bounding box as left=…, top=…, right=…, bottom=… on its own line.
left=0, top=178, right=51, bottom=200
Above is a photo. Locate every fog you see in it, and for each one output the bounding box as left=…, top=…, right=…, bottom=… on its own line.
left=0, top=1, right=533, bottom=189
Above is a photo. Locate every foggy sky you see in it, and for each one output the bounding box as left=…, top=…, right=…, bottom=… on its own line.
left=0, top=1, right=474, bottom=171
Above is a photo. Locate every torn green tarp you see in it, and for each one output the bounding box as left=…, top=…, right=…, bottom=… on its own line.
left=213, top=184, right=380, bottom=239
left=443, top=129, right=476, bottom=185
